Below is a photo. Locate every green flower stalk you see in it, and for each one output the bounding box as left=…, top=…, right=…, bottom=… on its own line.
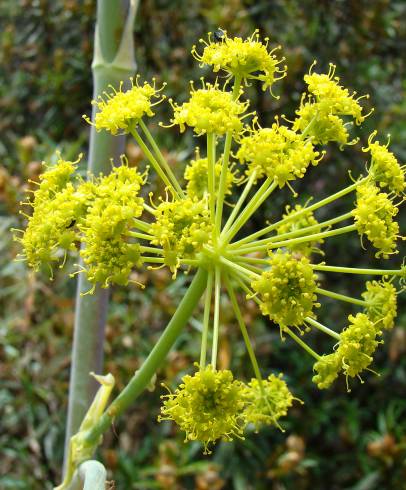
left=15, top=29, right=405, bottom=484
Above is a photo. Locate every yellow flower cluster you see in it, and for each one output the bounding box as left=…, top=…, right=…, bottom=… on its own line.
left=184, top=155, right=236, bottom=200
left=338, top=313, right=381, bottom=378
left=159, top=367, right=294, bottom=452
left=275, top=204, right=323, bottom=256
left=34, top=155, right=79, bottom=201
left=159, top=366, right=246, bottom=453
left=192, top=30, right=286, bottom=91
left=243, top=374, right=294, bottom=431
left=313, top=313, right=382, bottom=389
left=84, top=78, right=164, bottom=135
left=19, top=156, right=88, bottom=271
left=236, top=123, right=323, bottom=187
left=293, top=63, right=370, bottom=145
left=312, top=353, right=341, bottom=389
left=363, top=131, right=405, bottom=195
left=362, top=280, right=397, bottom=330
left=79, top=165, right=145, bottom=288
left=149, top=198, right=211, bottom=272
left=251, top=250, right=320, bottom=328
left=169, top=82, right=248, bottom=135
left=352, top=183, right=400, bottom=258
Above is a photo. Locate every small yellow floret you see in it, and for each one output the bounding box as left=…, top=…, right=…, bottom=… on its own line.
left=313, top=313, right=382, bottom=390
left=85, top=77, right=165, bottom=135
left=352, top=183, right=400, bottom=258
left=337, top=313, right=381, bottom=379
left=363, top=131, right=405, bottom=195
left=18, top=155, right=88, bottom=271
left=158, top=366, right=246, bottom=453
left=362, top=280, right=397, bottom=331
left=79, top=164, right=145, bottom=288
left=193, top=30, right=286, bottom=92
left=243, top=374, right=294, bottom=431
left=293, top=62, right=371, bottom=145
left=251, top=250, right=320, bottom=328
left=312, top=353, right=341, bottom=389
left=236, top=123, right=323, bottom=187
left=169, top=81, right=248, bottom=135
left=149, top=197, right=211, bottom=272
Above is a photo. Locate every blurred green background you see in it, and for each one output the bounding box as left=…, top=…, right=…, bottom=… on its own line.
left=1, top=1, right=405, bottom=489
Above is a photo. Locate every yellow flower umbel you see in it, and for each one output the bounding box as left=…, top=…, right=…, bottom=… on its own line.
left=293, top=63, right=371, bottom=146
left=158, top=366, right=246, bottom=453
left=313, top=313, right=382, bottom=390
left=363, top=131, right=405, bottom=195
left=18, top=31, right=406, bottom=474
left=192, top=29, right=286, bottom=92
left=168, top=81, right=248, bottom=135
left=337, top=313, right=381, bottom=380
left=84, top=77, right=165, bottom=135
left=352, top=182, right=400, bottom=258
left=78, top=164, right=145, bottom=288
left=251, top=250, right=320, bottom=328
left=18, top=155, right=89, bottom=271
left=275, top=205, right=323, bottom=256
left=243, top=374, right=294, bottom=431
left=362, top=280, right=397, bottom=330
left=236, top=122, right=323, bottom=188
left=149, top=198, right=211, bottom=273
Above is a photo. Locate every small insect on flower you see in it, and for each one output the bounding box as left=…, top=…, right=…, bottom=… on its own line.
left=213, top=28, right=226, bottom=42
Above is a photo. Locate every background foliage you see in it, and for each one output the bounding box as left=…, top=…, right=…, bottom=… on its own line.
left=1, top=1, right=405, bottom=489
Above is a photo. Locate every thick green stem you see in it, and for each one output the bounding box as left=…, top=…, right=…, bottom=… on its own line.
left=130, top=128, right=178, bottom=195
left=65, top=0, right=138, bottom=463
left=305, top=317, right=340, bottom=340
left=225, top=275, right=263, bottom=389
left=316, top=287, right=368, bottom=307
left=233, top=177, right=367, bottom=247
left=139, top=119, right=185, bottom=197
left=211, top=266, right=221, bottom=368
left=207, top=133, right=216, bottom=240
left=236, top=224, right=357, bottom=254
left=215, top=75, right=242, bottom=234
left=200, top=270, right=213, bottom=368
left=230, top=211, right=353, bottom=250
left=83, top=268, right=208, bottom=447
left=222, top=178, right=276, bottom=244
left=268, top=224, right=357, bottom=250
left=311, top=264, right=403, bottom=276
left=284, top=327, right=321, bottom=361
left=220, top=255, right=258, bottom=279
left=222, top=170, right=257, bottom=235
